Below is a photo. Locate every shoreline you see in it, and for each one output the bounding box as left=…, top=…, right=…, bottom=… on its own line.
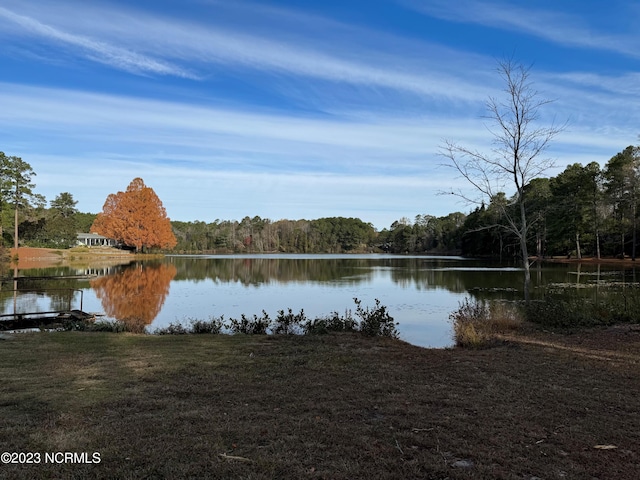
left=8, top=246, right=640, bottom=270
left=536, top=255, right=640, bottom=265
left=7, top=246, right=149, bottom=270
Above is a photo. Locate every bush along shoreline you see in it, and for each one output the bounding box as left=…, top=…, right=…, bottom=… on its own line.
left=62, top=288, right=640, bottom=348
left=449, top=286, right=640, bottom=348
left=63, top=297, right=400, bottom=339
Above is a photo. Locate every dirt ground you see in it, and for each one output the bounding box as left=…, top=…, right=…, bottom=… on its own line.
left=1, top=326, right=639, bottom=479
left=6, top=246, right=136, bottom=270
left=8, top=247, right=65, bottom=269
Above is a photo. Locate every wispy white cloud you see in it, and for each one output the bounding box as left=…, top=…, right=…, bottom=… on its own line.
left=26, top=150, right=468, bottom=227
left=1, top=80, right=632, bottom=170
left=401, top=0, right=640, bottom=58
left=1, top=0, right=637, bottom=227
left=0, top=1, right=492, bottom=102
left=0, top=6, right=196, bottom=78
left=552, top=72, right=640, bottom=97
left=0, top=81, right=491, bottom=225
left=0, top=83, right=452, bottom=163
left=0, top=80, right=632, bottom=226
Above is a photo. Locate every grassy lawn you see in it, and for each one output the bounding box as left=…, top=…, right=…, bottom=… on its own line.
left=1, top=329, right=639, bottom=479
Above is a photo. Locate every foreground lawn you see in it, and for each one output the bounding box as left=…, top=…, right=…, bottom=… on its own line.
left=1, top=329, right=639, bottom=479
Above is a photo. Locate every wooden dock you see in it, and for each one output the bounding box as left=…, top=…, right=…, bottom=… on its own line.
left=0, top=310, right=96, bottom=331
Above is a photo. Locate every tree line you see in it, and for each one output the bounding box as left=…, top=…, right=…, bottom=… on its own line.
left=170, top=216, right=377, bottom=253
left=378, top=146, right=640, bottom=259
left=460, top=146, right=640, bottom=260
left=3, top=145, right=640, bottom=259
left=167, top=144, right=640, bottom=258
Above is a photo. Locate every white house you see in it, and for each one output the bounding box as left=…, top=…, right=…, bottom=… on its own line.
left=76, top=233, right=118, bottom=247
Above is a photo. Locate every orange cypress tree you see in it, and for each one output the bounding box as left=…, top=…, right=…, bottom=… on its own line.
left=91, top=178, right=177, bottom=252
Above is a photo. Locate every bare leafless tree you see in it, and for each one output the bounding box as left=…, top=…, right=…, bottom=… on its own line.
left=441, top=59, right=565, bottom=300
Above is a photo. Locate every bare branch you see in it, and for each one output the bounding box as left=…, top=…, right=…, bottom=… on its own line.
left=439, top=59, right=566, bottom=300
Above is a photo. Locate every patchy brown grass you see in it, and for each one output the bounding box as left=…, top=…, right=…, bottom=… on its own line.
left=0, top=328, right=639, bottom=479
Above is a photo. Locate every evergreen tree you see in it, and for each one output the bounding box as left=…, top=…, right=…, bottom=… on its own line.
left=46, top=192, right=79, bottom=247
left=0, top=153, right=45, bottom=249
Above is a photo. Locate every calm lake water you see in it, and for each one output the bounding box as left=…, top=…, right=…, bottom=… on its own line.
left=4, top=254, right=640, bottom=347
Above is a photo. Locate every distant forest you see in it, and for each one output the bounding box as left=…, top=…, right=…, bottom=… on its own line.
left=12, top=146, right=640, bottom=260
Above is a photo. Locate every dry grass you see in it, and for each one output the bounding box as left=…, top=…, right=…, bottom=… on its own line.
left=450, top=298, right=523, bottom=348
left=487, top=302, right=523, bottom=331
left=1, top=329, right=639, bottom=479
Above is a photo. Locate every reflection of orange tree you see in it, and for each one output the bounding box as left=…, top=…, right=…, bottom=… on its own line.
left=91, top=263, right=177, bottom=332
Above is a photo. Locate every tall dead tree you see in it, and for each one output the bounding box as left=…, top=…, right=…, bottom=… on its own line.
left=441, top=60, right=565, bottom=301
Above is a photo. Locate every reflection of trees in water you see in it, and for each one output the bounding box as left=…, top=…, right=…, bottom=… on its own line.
left=167, top=256, right=636, bottom=299
left=389, top=263, right=523, bottom=296
left=168, top=256, right=526, bottom=293
left=169, top=256, right=507, bottom=288
left=169, top=257, right=375, bottom=285
left=91, top=262, right=176, bottom=332
left=0, top=267, right=90, bottom=313
left=5, top=257, right=637, bottom=318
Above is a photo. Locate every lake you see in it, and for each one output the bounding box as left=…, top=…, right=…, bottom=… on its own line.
left=3, top=254, right=639, bottom=347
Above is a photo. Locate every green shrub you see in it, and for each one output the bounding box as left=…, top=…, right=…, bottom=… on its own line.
left=302, top=317, right=329, bottom=335
left=227, top=312, right=271, bottom=335
left=190, top=316, right=224, bottom=334
left=62, top=319, right=90, bottom=331
left=273, top=308, right=306, bottom=335
left=57, top=300, right=399, bottom=339
left=63, top=318, right=135, bottom=333
left=155, top=322, right=189, bottom=335
left=328, top=309, right=357, bottom=332
left=355, top=298, right=399, bottom=338
left=90, top=320, right=129, bottom=333
left=302, top=309, right=357, bottom=335
left=601, top=291, right=640, bottom=324
left=522, top=286, right=640, bottom=328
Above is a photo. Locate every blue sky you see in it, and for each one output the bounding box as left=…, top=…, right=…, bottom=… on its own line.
left=1, top=0, right=638, bottom=229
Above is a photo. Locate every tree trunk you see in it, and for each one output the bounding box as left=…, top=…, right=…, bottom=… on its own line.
left=13, top=266, right=18, bottom=314
left=519, top=200, right=531, bottom=302
left=14, top=202, right=18, bottom=250
left=575, top=232, right=581, bottom=260
left=522, top=238, right=531, bottom=303
left=633, top=204, right=637, bottom=261
left=536, top=231, right=543, bottom=260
